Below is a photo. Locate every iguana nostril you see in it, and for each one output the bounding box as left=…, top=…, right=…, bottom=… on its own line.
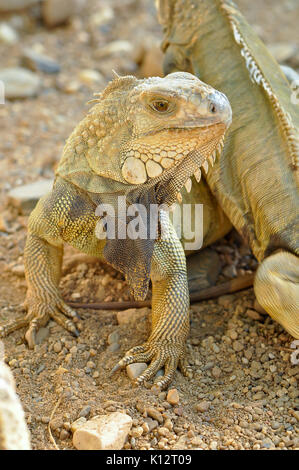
left=208, top=92, right=232, bottom=125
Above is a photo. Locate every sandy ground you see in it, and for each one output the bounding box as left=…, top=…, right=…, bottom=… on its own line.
left=0, top=0, right=298, bottom=450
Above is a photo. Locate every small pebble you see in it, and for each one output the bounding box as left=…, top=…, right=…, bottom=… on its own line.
left=131, top=426, right=143, bottom=438
left=107, top=343, right=120, bottom=352
left=60, top=429, right=70, bottom=440
left=126, top=363, right=147, bottom=380
left=79, top=406, right=91, bottom=418
left=166, top=389, right=180, bottom=406
left=146, top=407, right=163, bottom=424
left=211, top=366, right=221, bottom=378
left=196, top=401, right=210, bottom=413
left=53, top=342, right=62, bottom=353
left=233, top=340, right=244, bottom=352
left=246, top=309, right=262, bottom=321
left=107, top=331, right=119, bottom=345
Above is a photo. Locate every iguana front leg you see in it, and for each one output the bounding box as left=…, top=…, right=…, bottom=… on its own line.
left=0, top=180, right=99, bottom=348
left=113, top=210, right=192, bottom=389
left=23, top=233, right=79, bottom=348
left=0, top=213, right=79, bottom=348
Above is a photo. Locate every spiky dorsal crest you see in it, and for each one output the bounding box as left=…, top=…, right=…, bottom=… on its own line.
left=87, top=75, right=139, bottom=107
left=220, top=0, right=299, bottom=170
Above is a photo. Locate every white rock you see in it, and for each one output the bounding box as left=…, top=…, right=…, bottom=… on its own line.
left=96, top=40, right=134, bottom=59
left=71, top=417, right=87, bottom=433
left=116, top=307, right=149, bottom=325
left=73, top=412, right=132, bottom=450
left=21, top=49, right=61, bottom=74
left=78, top=69, right=103, bottom=86
left=42, top=0, right=85, bottom=27
left=8, top=178, right=53, bottom=214
left=0, top=67, right=41, bottom=99
left=126, top=363, right=147, bottom=380
left=0, top=23, right=18, bottom=44
left=0, top=0, right=39, bottom=11
left=89, top=7, right=114, bottom=27
left=0, top=347, right=31, bottom=449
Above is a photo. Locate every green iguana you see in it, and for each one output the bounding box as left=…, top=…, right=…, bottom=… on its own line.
left=156, top=0, right=299, bottom=340
left=0, top=72, right=232, bottom=389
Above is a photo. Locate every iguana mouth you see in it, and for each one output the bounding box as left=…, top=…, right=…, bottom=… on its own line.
left=123, top=130, right=223, bottom=209
left=121, top=122, right=228, bottom=197
left=153, top=132, right=226, bottom=205
left=142, top=121, right=228, bottom=137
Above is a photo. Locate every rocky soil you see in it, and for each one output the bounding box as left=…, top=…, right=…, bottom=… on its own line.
left=0, top=0, right=298, bottom=451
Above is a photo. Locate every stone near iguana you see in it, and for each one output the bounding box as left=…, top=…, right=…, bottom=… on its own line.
left=0, top=72, right=232, bottom=389
left=0, top=342, right=31, bottom=450
left=8, top=178, right=54, bottom=215
left=157, top=0, right=299, bottom=339
left=0, top=67, right=41, bottom=99
left=72, top=412, right=132, bottom=450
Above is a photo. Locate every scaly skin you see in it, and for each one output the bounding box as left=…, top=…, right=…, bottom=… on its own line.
left=0, top=72, right=232, bottom=389
left=157, top=0, right=299, bottom=338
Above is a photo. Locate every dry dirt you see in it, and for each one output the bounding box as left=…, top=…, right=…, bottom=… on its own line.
left=0, top=0, right=298, bottom=451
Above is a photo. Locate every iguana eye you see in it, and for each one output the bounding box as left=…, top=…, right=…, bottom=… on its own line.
left=150, top=100, right=170, bottom=113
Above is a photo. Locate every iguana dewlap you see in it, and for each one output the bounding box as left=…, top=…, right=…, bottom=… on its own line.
left=157, top=0, right=299, bottom=340
left=0, top=72, right=232, bottom=389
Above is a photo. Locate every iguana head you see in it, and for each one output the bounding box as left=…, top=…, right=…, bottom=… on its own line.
left=63, top=72, right=231, bottom=206
left=119, top=72, right=232, bottom=204
left=57, top=72, right=231, bottom=300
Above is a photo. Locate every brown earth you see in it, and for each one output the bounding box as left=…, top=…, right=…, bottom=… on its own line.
left=0, top=0, right=298, bottom=450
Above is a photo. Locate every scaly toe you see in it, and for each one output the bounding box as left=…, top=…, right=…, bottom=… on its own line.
left=134, top=358, right=164, bottom=384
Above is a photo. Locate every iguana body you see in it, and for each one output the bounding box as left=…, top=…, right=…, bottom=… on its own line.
left=1, top=0, right=298, bottom=391
left=0, top=72, right=232, bottom=389
left=157, top=0, right=299, bottom=338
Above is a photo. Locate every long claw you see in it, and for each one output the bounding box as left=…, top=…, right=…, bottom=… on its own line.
left=25, top=328, right=37, bottom=349
left=110, top=363, right=122, bottom=375
left=155, top=358, right=177, bottom=389
left=112, top=339, right=188, bottom=389
left=25, top=308, right=49, bottom=348
left=122, top=351, right=154, bottom=366
left=1, top=294, right=81, bottom=347
left=59, top=301, right=81, bottom=320
left=50, top=310, right=79, bottom=337
left=178, top=356, right=193, bottom=378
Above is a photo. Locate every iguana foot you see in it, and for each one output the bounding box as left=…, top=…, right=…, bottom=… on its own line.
left=0, top=294, right=79, bottom=348
left=112, top=340, right=192, bottom=389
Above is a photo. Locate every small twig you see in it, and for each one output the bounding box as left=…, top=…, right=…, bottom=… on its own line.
left=48, top=393, right=63, bottom=450
left=67, top=273, right=254, bottom=311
